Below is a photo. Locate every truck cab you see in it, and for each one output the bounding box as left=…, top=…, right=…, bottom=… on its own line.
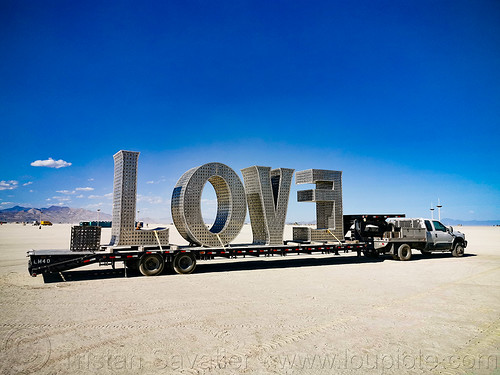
left=385, top=218, right=467, bottom=259
left=424, top=220, right=454, bottom=250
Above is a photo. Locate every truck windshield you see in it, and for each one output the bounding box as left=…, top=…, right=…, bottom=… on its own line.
left=433, top=221, right=447, bottom=232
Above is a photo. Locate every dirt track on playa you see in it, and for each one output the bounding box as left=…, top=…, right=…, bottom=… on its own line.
left=0, top=224, right=499, bottom=374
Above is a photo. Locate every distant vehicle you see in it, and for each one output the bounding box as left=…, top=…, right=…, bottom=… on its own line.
left=41, top=221, right=53, bottom=226
left=79, top=221, right=112, bottom=228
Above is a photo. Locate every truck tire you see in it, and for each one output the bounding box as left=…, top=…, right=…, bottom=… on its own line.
left=452, top=243, right=464, bottom=257
left=173, top=252, right=196, bottom=274
left=139, top=254, right=164, bottom=276
left=398, top=244, right=412, bottom=261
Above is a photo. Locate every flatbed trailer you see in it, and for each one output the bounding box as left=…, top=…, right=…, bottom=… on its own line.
left=27, top=242, right=368, bottom=280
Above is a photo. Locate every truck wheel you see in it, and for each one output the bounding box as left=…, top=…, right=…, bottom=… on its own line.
left=139, top=254, right=164, bottom=276
left=173, top=252, right=196, bottom=274
left=452, top=243, right=464, bottom=257
left=398, top=244, right=412, bottom=261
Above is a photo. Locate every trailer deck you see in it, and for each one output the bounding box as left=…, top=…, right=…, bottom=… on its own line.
left=27, top=241, right=368, bottom=279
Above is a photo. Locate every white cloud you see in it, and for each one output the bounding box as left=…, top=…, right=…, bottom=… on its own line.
left=0, top=180, right=18, bottom=191
left=1, top=202, right=13, bottom=205
left=56, top=190, right=75, bottom=194
left=23, top=181, right=33, bottom=186
left=88, top=193, right=112, bottom=200
left=31, top=157, right=72, bottom=169
left=145, top=178, right=167, bottom=185
left=137, top=194, right=163, bottom=205
left=76, top=194, right=84, bottom=198
left=52, top=196, right=71, bottom=202
left=76, top=187, right=94, bottom=191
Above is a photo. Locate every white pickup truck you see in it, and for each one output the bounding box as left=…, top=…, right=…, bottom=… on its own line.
left=375, top=218, right=467, bottom=261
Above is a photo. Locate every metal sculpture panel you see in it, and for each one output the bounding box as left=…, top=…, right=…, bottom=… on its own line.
left=171, top=163, right=246, bottom=247
left=110, top=150, right=169, bottom=246
left=241, top=166, right=294, bottom=245
left=293, top=169, right=344, bottom=242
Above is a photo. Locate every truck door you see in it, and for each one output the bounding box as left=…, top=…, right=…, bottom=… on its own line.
left=430, top=220, right=454, bottom=250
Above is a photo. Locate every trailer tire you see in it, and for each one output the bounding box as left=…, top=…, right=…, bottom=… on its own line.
left=173, top=252, right=196, bottom=274
left=139, top=254, right=164, bottom=276
left=398, top=244, right=412, bottom=261
left=452, top=243, right=464, bottom=257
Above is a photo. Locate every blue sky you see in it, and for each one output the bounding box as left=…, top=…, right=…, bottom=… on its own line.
left=1, top=0, right=499, bottom=223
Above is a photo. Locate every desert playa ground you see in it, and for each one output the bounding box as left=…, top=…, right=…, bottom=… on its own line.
left=0, top=224, right=499, bottom=374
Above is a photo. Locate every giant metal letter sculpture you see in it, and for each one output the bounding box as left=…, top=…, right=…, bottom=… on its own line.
left=241, top=166, right=294, bottom=245
left=292, top=169, right=344, bottom=242
left=110, top=150, right=169, bottom=246
left=171, top=163, right=246, bottom=247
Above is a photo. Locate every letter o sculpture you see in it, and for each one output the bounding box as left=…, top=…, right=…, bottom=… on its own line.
left=171, top=163, right=247, bottom=247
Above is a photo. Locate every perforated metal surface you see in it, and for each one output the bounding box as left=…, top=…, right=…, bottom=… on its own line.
left=171, top=163, right=246, bottom=247
left=293, top=169, right=344, bottom=242
left=70, top=226, right=101, bottom=251
left=109, top=150, right=169, bottom=246
left=241, top=166, right=294, bottom=245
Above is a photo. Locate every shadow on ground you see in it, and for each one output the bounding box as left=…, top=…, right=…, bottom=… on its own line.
left=41, top=252, right=475, bottom=283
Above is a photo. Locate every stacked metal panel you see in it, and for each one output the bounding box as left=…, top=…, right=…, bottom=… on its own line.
left=293, top=169, right=344, bottom=242
left=109, top=150, right=169, bottom=246
left=70, top=226, right=101, bottom=251
left=241, top=166, right=294, bottom=245
left=171, top=163, right=246, bottom=247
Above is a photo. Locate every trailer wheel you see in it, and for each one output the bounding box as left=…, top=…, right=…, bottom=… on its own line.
left=139, top=254, right=164, bottom=276
left=452, top=243, right=464, bottom=257
left=398, top=244, right=412, bottom=261
left=173, top=252, right=196, bottom=274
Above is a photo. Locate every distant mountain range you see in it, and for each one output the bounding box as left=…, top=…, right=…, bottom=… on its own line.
left=1, top=206, right=498, bottom=226
left=441, top=218, right=500, bottom=226
left=0, top=206, right=112, bottom=224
